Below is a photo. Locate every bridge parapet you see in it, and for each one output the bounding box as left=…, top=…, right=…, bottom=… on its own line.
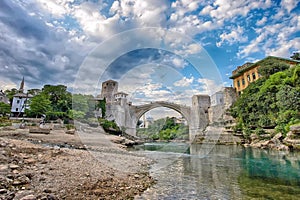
left=133, top=101, right=190, bottom=109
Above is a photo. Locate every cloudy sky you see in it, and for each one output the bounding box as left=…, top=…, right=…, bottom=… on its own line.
left=0, top=0, right=299, bottom=115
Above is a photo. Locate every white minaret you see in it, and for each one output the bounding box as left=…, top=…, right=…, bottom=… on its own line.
left=10, top=77, right=32, bottom=117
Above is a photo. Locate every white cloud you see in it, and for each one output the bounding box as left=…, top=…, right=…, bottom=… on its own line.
left=118, top=64, right=155, bottom=94
left=1, top=0, right=299, bottom=95
left=145, top=108, right=182, bottom=120
left=266, top=37, right=300, bottom=57
left=174, top=77, right=194, bottom=87
left=172, top=57, right=185, bottom=68
left=217, top=26, right=248, bottom=47
left=256, top=16, right=267, bottom=26
left=51, top=55, right=70, bottom=70
left=175, top=43, right=202, bottom=55
left=0, top=78, right=17, bottom=91
left=133, top=83, right=173, bottom=104
left=109, top=1, right=120, bottom=15
left=35, top=0, right=74, bottom=17
left=239, top=14, right=300, bottom=58
left=281, top=0, right=298, bottom=13
left=200, top=5, right=214, bottom=15
left=200, top=0, right=272, bottom=23
left=197, top=78, right=223, bottom=95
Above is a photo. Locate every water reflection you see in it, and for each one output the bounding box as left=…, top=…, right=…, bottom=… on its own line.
left=134, top=143, right=300, bottom=199
left=240, top=148, right=300, bottom=185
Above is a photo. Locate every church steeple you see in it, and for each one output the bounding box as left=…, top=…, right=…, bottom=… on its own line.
left=19, top=77, right=24, bottom=93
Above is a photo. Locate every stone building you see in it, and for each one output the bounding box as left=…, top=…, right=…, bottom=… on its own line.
left=0, top=90, right=9, bottom=104
left=100, top=80, right=118, bottom=104
left=230, top=56, right=300, bottom=95
left=10, top=78, right=33, bottom=117
left=114, top=92, right=128, bottom=106
left=210, top=91, right=224, bottom=106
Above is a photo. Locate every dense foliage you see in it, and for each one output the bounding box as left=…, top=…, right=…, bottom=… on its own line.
left=230, top=65, right=300, bottom=138
left=258, top=57, right=289, bottom=77
left=4, top=88, right=18, bottom=106
left=137, top=117, right=189, bottom=141
left=24, top=84, right=100, bottom=123
left=98, top=118, right=120, bottom=133
left=96, top=98, right=106, bottom=118
left=0, top=102, right=11, bottom=116
left=290, top=52, right=300, bottom=60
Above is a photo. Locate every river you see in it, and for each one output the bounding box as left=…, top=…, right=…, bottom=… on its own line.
left=132, top=143, right=300, bottom=199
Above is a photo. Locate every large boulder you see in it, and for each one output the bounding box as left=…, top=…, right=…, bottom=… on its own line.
left=289, top=125, right=300, bottom=134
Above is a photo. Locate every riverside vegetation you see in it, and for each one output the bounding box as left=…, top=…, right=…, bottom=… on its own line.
left=137, top=117, right=189, bottom=141
left=230, top=60, right=300, bottom=146
left=1, top=85, right=107, bottom=126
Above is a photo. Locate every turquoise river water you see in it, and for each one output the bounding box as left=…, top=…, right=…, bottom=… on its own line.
left=132, top=143, right=300, bottom=199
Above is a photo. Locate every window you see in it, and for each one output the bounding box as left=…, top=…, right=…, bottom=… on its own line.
left=247, top=75, right=251, bottom=82
left=17, top=100, right=20, bottom=104
left=242, top=78, right=245, bottom=85
left=252, top=72, right=256, bottom=80
left=16, top=108, right=18, bottom=111
left=237, top=80, right=240, bottom=87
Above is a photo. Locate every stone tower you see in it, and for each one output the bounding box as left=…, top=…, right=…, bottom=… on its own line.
left=100, top=80, right=118, bottom=104
left=190, top=95, right=211, bottom=141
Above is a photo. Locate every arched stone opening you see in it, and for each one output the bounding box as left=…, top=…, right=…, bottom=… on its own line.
left=133, top=102, right=191, bottom=140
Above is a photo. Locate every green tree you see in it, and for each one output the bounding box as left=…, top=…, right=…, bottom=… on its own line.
left=258, top=58, right=289, bottom=77
left=27, top=89, right=41, bottom=96
left=26, top=94, right=51, bottom=118
left=67, top=109, right=85, bottom=119
left=137, top=117, right=188, bottom=140
left=290, top=52, right=300, bottom=60
left=96, top=98, right=106, bottom=118
left=162, top=117, right=176, bottom=130
left=0, top=102, right=11, bottom=116
left=230, top=65, right=300, bottom=137
left=4, top=88, right=18, bottom=106
left=276, top=85, right=300, bottom=111
left=41, top=85, right=72, bottom=112
left=72, top=94, right=89, bottom=113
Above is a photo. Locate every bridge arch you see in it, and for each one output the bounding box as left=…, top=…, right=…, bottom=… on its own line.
left=133, top=101, right=191, bottom=125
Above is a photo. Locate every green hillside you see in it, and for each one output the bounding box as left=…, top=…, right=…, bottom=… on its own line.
left=230, top=64, right=300, bottom=139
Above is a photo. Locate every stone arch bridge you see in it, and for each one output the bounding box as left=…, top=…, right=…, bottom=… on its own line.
left=108, top=95, right=212, bottom=141
left=133, top=101, right=192, bottom=124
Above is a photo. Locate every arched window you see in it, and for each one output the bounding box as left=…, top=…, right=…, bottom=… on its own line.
left=242, top=78, right=245, bottom=85
left=252, top=72, right=256, bottom=80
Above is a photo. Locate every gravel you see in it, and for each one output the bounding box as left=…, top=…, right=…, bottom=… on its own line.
left=0, top=127, right=154, bottom=200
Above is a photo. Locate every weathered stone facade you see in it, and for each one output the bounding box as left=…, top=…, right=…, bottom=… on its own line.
left=194, top=87, right=242, bottom=145
left=100, top=80, right=118, bottom=104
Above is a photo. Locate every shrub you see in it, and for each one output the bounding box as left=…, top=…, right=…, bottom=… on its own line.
left=254, top=127, right=266, bottom=136
left=65, top=124, right=75, bottom=130
left=98, top=119, right=120, bottom=132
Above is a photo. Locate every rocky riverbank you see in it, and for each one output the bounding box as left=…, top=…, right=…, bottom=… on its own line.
left=0, top=126, right=154, bottom=200
left=245, top=125, right=300, bottom=151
